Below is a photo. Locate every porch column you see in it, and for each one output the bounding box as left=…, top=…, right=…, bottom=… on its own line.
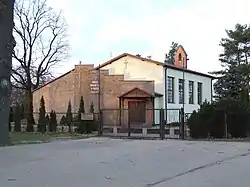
left=119, top=98, right=121, bottom=126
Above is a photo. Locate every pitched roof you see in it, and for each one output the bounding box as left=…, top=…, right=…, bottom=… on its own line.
left=32, top=69, right=74, bottom=92
left=119, top=87, right=154, bottom=98
left=95, top=53, right=215, bottom=79
left=177, top=45, right=188, bottom=56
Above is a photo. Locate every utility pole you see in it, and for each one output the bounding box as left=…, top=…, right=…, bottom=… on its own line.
left=0, top=0, right=15, bottom=146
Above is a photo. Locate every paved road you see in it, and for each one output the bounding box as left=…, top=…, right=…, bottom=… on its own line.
left=1, top=138, right=250, bottom=187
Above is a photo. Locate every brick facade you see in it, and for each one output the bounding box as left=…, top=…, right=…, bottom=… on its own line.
left=33, top=64, right=155, bottom=126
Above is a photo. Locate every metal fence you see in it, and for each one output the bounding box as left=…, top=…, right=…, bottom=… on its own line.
left=100, top=108, right=186, bottom=139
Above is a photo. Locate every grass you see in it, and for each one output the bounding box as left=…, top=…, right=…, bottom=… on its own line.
left=9, top=132, right=97, bottom=145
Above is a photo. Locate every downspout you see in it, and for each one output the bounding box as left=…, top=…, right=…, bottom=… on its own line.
left=211, top=78, right=213, bottom=103
left=164, top=65, right=168, bottom=123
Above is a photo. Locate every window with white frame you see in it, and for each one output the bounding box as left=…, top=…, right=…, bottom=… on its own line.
left=189, top=81, right=194, bottom=104
left=179, top=79, right=184, bottom=104
left=167, top=76, right=174, bottom=103
left=197, top=82, right=203, bottom=105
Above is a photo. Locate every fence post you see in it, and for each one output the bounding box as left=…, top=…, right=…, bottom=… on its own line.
left=224, top=111, right=228, bottom=139
left=160, top=108, right=165, bottom=140
left=128, top=121, right=131, bottom=137
left=180, top=108, right=185, bottom=140
left=98, top=110, right=103, bottom=136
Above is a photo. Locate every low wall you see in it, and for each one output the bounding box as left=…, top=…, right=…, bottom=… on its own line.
left=103, top=126, right=190, bottom=139
left=10, top=124, right=77, bottom=133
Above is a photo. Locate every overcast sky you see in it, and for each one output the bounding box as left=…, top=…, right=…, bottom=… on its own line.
left=47, top=0, right=250, bottom=76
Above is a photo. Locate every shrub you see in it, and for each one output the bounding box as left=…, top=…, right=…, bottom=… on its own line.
left=187, top=99, right=250, bottom=139
left=218, top=99, right=249, bottom=138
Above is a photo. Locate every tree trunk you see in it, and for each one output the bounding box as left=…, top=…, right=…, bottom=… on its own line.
left=0, top=0, right=15, bottom=146
left=25, top=88, right=34, bottom=132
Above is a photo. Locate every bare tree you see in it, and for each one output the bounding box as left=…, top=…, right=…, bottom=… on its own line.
left=0, top=0, right=15, bottom=145
left=12, top=0, right=69, bottom=129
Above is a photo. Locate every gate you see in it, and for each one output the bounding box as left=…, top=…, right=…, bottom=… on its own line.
left=99, top=108, right=186, bottom=139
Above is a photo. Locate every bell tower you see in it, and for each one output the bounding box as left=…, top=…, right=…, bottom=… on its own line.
left=174, top=45, right=188, bottom=69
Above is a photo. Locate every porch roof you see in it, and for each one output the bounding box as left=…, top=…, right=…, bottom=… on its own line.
left=119, top=87, right=155, bottom=98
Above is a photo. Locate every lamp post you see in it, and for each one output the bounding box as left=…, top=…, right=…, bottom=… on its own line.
left=0, top=0, right=15, bottom=146
left=181, top=57, right=185, bottom=139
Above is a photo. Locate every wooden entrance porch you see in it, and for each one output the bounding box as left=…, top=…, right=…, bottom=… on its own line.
left=118, top=87, right=154, bottom=128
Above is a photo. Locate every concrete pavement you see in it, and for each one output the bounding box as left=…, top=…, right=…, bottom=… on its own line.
left=1, top=138, right=250, bottom=187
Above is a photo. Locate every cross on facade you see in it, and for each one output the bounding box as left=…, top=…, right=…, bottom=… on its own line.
left=124, top=60, right=128, bottom=69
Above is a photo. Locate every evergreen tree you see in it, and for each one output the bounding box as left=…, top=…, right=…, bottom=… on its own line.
left=45, top=114, right=50, bottom=131
left=49, top=110, right=57, bottom=132
left=14, top=104, right=21, bottom=132
left=89, top=101, right=94, bottom=113
left=240, top=87, right=250, bottom=108
left=66, top=100, right=73, bottom=132
left=212, top=24, right=250, bottom=100
left=60, top=115, right=67, bottom=126
left=164, top=42, right=179, bottom=64
left=78, top=96, right=85, bottom=118
left=85, top=102, right=95, bottom=134
left=53, top=111, right=57, bottom=132
left=38, top=96, right=46, bottom=133
left=77, top=96, right=85, bottom=134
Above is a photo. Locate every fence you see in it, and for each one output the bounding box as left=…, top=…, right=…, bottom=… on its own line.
left=9, top=108, right=189, bottom=139
left=100, top=108, right=187, bottom=139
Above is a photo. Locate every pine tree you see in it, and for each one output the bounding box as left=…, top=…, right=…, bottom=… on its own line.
left=212, top=24, right=250, bottom=100
left=38, top=96, right=46, bottom=133
left=14, top=104, right=21, bottom=132
left=77, top=96, right=85, bottom=134
left=66, top=100, right=73, bottom=133
left=164, top=42, right=179, bottom=64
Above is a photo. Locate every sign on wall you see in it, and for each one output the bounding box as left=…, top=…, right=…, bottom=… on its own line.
left=90, top=72, right=99, bottom=94
left=81, top=113, right=94, bottom=121
left=90, top=80, right=99, bottom=94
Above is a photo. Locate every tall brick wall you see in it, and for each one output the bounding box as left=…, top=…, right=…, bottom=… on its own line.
left=33, top=64, right=155, bottom=120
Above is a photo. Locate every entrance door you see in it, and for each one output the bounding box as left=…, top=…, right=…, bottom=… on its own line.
left=128, top=101, right=146, bottom=125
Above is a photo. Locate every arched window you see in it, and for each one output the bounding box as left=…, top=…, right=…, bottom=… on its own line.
left=178, top=53, right=182, bottom=61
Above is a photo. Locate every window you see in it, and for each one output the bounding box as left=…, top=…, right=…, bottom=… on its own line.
left=198, top=82, right=203, bottom=105
left=189, top=81, right=194, bottom=104
left=178, top=53, right=182, bottom=61
left=179, top=79, right=184, bottom=104
left=167, top=77, right=174, bottom=103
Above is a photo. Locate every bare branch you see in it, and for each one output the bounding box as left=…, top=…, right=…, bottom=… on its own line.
left=12, top=0, right=69, bottom=90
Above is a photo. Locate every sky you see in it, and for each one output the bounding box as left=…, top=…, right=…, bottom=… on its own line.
left=47, top=0, right=250, bottom=76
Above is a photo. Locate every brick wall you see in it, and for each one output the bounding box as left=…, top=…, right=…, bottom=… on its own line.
left=33, top=64, right=155, bottom=123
